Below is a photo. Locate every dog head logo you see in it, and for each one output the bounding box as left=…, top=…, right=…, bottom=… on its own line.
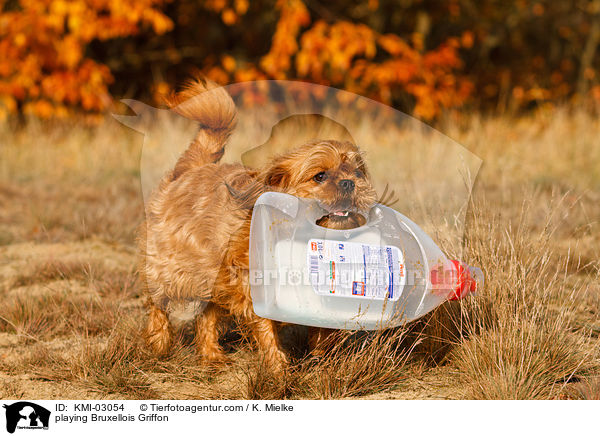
left=115, top=80, right=482, bottom=323
left=3, top=402, right=50, bottom=434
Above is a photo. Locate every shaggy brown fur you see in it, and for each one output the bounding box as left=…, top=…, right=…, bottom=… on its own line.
left=139, top=78, right=377, bottom=371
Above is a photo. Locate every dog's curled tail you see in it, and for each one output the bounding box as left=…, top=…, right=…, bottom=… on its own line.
left=167, top=78, right=237, bottom=179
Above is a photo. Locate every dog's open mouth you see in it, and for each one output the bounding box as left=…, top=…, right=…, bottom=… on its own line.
left=315, top=203, right=366, bottom=228
left=320, top=209, right=355, bottom=220
left=331, top=210, right=350, bottom=217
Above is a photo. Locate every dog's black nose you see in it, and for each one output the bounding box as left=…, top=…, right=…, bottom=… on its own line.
left=338, top=179, right=355, bottom=193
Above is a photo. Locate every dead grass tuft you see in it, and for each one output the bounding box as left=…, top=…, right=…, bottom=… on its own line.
left=0, top=293, right=128, bottom=340
left=452, top=319, right=594, bottom=399
left=240, top=328, right=418, bottom=400
left=566, top=376, right=600, bottom=400
left=447, top=196, right=600, bottom=399
left=11, top=259, right=95, bottom=288
left=242, top=361, right=304, bottom=400
left=300, top=328, right=417, bottom=399
left=75, top=334, right=155, bottom=399
left=28, top=321, right=156, bottom=399
left=1, top=265, right=142, bottom=343
left=90, top=269, right=141, bottom=299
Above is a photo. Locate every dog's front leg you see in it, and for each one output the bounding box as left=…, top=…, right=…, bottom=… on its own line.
left=308, top=327, right=337, bottom=357
left=220, top=262, right=289, bottom=371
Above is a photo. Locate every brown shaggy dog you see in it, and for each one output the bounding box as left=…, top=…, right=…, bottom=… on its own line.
left=139, top=79, right=377, bottom=371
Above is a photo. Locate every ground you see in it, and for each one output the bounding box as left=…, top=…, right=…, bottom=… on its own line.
left=0, top=108, right=599, bottom=400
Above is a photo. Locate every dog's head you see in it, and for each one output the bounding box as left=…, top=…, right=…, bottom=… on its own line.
left=261, top=140, right=377, bottom=229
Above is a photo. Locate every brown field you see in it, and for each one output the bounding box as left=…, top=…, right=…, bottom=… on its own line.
left=0, top=107, right=599, bottom=400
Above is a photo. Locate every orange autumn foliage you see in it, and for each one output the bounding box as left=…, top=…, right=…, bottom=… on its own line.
left=1, top=0, right=473, bottom=120
left=7, top=0, right=596, bottom=120
left=0, top=0, right=173, bottom=118
left=205, top=0, right=472, bottom=119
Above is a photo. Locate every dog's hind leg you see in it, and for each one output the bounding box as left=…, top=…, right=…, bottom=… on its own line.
left=145, top=302, right=173, bottom=356
left=195, top=303, right=229, bottom=364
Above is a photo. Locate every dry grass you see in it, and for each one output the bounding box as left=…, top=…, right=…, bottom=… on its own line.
left=442, top=189, right=600, bottom=399
left=300, top=329, right=416, bottom=398
left=0, top=106, right=599, bottom=399
left=241, top=328, right=418, bottom=399
left=567, top=377, right=600, bottom=400
left=11, top=259, right=94, bottom=288
left=0, top=379, right=25, bottom=399
left=21, top=326, right=155, bottom=399
left=0, top=118, right=143, bottom=245
left=0, top=261, right=140, bottom=342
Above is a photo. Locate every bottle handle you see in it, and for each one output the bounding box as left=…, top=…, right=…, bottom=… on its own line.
left=255, top=192, right=299, bottom=218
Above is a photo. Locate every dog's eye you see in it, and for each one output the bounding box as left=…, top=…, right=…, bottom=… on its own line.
left=355, top=169, right=364, bottom=178
left=313, top=172, right=327, bottom=183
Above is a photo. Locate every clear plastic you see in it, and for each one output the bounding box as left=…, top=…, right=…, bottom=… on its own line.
left=249, top=192, right=482, bottom=330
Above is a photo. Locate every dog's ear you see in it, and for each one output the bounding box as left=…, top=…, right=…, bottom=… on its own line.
left=348, top=147, right=369, bottom=178
left=226, top=179, right=265, bottom=210
left=263, top=162, right=291, bottom=189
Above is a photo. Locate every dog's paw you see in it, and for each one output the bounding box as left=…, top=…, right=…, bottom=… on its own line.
left=262, top=348, right=289, bottom=375
left=200, top=351, right=233, bottom=365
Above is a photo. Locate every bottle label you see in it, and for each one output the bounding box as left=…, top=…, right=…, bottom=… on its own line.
left=307, top=239, right=405, bottom=301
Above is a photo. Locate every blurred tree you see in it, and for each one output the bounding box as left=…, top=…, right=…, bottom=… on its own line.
left=0, top=0, right=172, bottom=118
left=1, top=0, right=600, bottom=119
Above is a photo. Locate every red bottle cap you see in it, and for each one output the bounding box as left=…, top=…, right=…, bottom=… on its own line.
left=448, top=259, right=478, bottom=300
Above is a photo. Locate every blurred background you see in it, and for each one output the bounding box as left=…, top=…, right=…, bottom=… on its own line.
left=2, top=0, right=600, bottom=120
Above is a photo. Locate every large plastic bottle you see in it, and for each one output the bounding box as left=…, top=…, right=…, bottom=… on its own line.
left=249, top=192, right=483, bottom=330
